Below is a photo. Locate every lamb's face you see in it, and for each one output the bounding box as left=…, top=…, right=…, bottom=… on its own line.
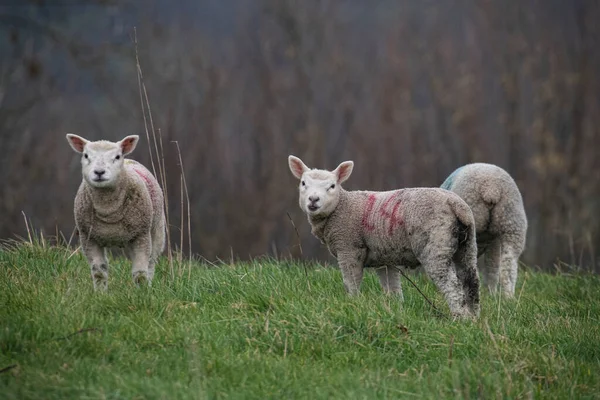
left=67, top=134, right=140, bottom=189
left=81, top=141, right=125, bottom=188
left=288, top=155, right=354, bottom=218
left=299, top=170, right=340, bottom=216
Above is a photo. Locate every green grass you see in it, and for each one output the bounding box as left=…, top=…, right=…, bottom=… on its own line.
left=1, top=242, right=599, bottom=399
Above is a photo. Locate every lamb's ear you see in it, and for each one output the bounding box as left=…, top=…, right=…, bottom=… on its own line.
left=288, top=155, right=309, bottom=179
left=334, top=161, right=354, bottom=184
left=120, top=135, right=139, bottom=155
left=66, top=134, right=88, bottom=153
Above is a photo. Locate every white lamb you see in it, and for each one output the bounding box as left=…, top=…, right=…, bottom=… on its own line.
left=66, top=134, right=166, bottom=290
left=441, top=163, right=527, bottom=296
left=288, top=155, right=480, bottom=318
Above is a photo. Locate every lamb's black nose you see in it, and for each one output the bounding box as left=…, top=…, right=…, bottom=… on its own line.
left=94, top=169, right=106, bottom=176
left=309, top=196, right=319, bottom=203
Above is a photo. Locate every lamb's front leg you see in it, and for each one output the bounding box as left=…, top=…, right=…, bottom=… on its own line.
left=337, top=250, right=366, bottom=295
left=129, top=234, right=153, bottom=287
left=376, top=266, right=403, bottom=301
left=82, top=240, right=109, bottom=291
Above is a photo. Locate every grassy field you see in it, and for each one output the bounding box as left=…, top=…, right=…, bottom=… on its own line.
left=1, top=242, right=599, bottom=399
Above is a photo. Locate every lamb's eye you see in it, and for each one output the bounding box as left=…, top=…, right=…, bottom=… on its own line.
left=84, top=154, right=88, bottom=159
left=301, top=181, right=305, bottom=186
left=330, top=184, right=335, bottom=190
left=115, top=155, right=121, bottom=160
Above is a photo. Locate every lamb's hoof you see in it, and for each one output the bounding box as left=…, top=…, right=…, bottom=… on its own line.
left=389, top=291, right=404, bottom=302
left=93, top=280, right=108, bottom=292
left=133, top=273, right=149, bottom=287
left=451, top=309, right=477, bottom=321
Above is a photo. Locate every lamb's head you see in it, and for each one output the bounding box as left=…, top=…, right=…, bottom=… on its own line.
left=66, top=134, right=140, bottom=188
left=288, top=155, right=354, bottom=217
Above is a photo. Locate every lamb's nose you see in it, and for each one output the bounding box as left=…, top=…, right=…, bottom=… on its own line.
left=94, top=169, right=106, bottom=176
left=308, top=196, right=319, bottom=203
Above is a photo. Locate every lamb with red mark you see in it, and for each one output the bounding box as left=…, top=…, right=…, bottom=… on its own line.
left=288, top=155, right=480, bottom=319
left=67, top=134, right=166, bottom=291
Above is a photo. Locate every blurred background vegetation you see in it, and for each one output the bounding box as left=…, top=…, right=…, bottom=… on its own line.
left=0, top=0, right=598, bottom=271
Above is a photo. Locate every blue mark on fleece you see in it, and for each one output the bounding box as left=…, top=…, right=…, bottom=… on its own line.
left=441, top=166, right=464, bottom=190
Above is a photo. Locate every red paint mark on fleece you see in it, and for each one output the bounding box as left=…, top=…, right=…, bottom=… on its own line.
left=379, top=194, right=403, bottom=235
left=132, top=166, right=158, bottom=202
left=362, top=192, right=404, bottom=235
left=388, top=200, right=403, bottom=235
left=362, top=194, right=377, bottom=231
left=379, top=195, right=395, bottom=218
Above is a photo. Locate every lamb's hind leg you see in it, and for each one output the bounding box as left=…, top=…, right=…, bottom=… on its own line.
left=420, top=246, right=469, bottom=318
left=129, top=233, right=153, bottom=287
left=83, top=240, right=109, bottom=291
left=148, top=217, right=166, bottom=282
left=498, top=239, right=520, bottom=297
left=454, top=241, right=480, bottom=317
left=376, top=266, right=403, bottom=301
left=482, top=239, right=501, bottom=293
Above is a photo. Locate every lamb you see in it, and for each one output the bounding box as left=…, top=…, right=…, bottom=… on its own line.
left=66, top=134, right=166, bottom=291
left=288, top=155, right=480, bottom=318
left=441, top=163, right=527, bottom=297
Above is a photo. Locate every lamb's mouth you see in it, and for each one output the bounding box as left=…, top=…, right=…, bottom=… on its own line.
left=91, top=176, right=110, bottom=185
left=307, top=204, right=319, bottom=212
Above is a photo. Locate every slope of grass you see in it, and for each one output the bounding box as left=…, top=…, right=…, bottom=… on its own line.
left=1, top=242, right=599, bottom=399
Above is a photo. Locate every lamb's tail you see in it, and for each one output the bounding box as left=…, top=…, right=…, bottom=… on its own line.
left=448, top=196, right=475, bottom=259
left=447, top=196, right=474, bottom=228
left=448, top=196, right=480, bottom=318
